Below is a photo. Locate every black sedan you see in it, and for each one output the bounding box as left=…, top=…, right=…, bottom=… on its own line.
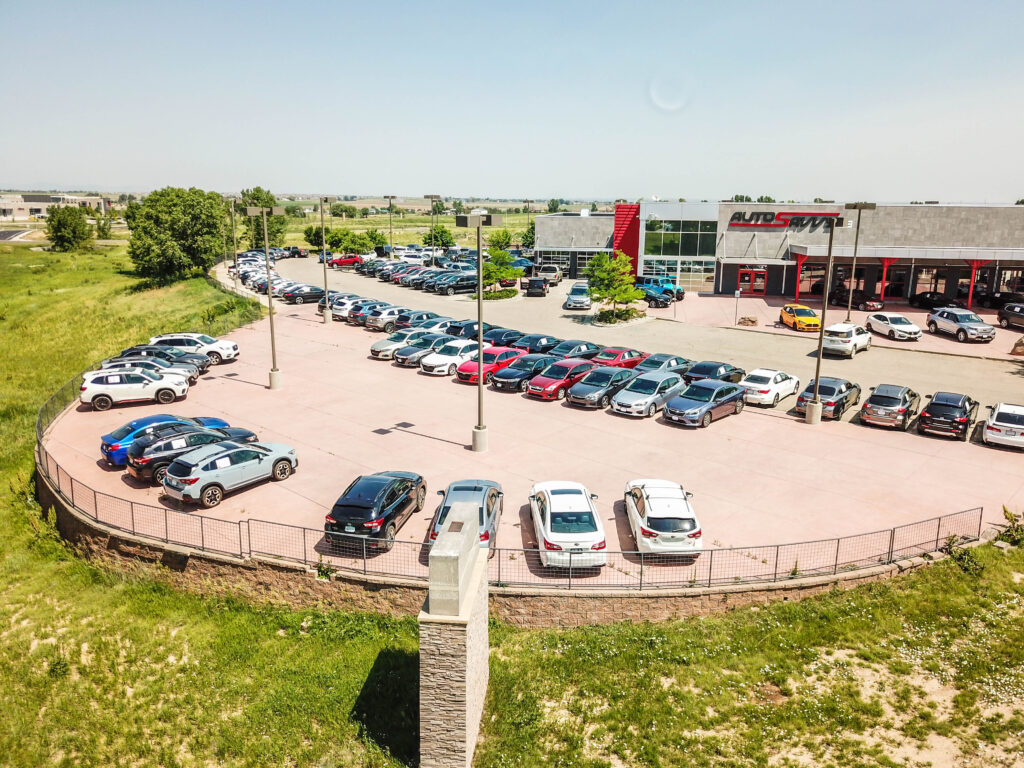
left=828, top=287, right=883, bottom=311
left=983, top=291, right=1024, bottom=310
left=483, top=328, right=525, bottom=346
left=325, top=471, right=426, bottom=551
left=909, top=291, right=965, bottom=310
left=640, top=286, right=672, bottom=308
left=511, top=334, right=562, bottom=354
left=918, top=392, right=979, bottom=441
left=491, top=354, right=558, bottom=392
left=126, top=426, right=258, bottom=484
left=120, top=345, right=211, bottom=373
left=684, top=361, right=745, bottom=384
left=548, top=339, right=602, bottom=359
left=282, top=285, right=325, bottom=304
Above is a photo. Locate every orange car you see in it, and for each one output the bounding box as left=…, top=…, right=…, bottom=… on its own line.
left=779, top=304, right=821, bottom=332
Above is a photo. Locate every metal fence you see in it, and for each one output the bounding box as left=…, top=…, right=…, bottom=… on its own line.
left=36, top=372, right=985, bottom=591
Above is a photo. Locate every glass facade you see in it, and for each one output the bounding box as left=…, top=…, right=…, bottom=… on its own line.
left=641, top=218, right=717, bottom=291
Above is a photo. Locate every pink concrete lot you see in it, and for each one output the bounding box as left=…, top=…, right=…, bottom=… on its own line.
left=43, top=301, right=1024, bottom=585
left=645, top=292, right=1022, bottom=360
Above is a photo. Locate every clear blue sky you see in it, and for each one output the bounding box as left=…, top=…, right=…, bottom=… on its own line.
left=4, top=0, right=1022, bottom=202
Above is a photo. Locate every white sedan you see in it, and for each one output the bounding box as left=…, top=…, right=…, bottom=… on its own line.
left=529, top=481, right=607, bottom=568
left=623, top=479, right=702, bottom=556
left=740, top=368, right=801, bottom=406
left=865, top=312, right=922, bottom=341
left=419, top=339, right=487, bottom=376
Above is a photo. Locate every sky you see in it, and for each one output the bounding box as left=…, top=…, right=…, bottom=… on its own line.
left=3, top=0, right=1023, bottom=203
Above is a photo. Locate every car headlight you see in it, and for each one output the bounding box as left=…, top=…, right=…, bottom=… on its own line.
left=585, top=392, right=599, bottom=401
left=545, top=383, right=557, bottom=391
left=684, top=408, right=701, bottom=417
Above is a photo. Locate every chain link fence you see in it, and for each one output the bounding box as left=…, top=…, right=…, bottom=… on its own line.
left=36, top=372, right=984, bottom=591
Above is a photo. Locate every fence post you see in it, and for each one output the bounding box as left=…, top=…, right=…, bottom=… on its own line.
left=976, top=508, right=983, bottom=540
left=238, top=521, right=243, bottom=558
left=130, top=502, right=135, bottom=534
left=164, top=508, right=168, bottom=542
left=303, top=528, right=308, bottom=564
left=497, top=548, right=502, bottom=585
left=887, top=527, right=896, bottom=563
left=69, top=479, right=75, bottom=507
left=568, top=552, right=573, bottom=591
left=638, top=552, right=644, bottom=591
left=362, top=537, right=367, bottom=574
left=934, top=518, right=942, bottom=551
left=92, top=489, right=97, bottom=519
left=833, top=538, right=840, bottom=574
left=707, top=549, right=714, bottom=588
left=772, top=545, right=779, bottom=581
left=200, top=516, right=205, bottom=551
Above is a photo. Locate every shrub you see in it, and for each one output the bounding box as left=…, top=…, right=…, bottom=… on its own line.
left=594, top=307, right=645, bottom=324
left=942, top=535, right=984, bottom=576
left=479, top=288, right=517, bottom=300
left=995, top=506, right=1024, bottom=546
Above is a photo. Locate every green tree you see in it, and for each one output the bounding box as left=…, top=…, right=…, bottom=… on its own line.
left=547, top=199, right=561, bottom=213
left=487, top=228, right=513, bottom=251
left=590, top=202, right=598, bottom=212
left=126, top=187, right=225, bottom=282
left=303, top=224, right=330, bottom=248
left=364, top=229, right=388, bottom=247
left=452, top=200, right=465, bottom=215
left=359, top=207, right=370, bottom=218
left=481, top=249, right=523, bottom=291
left=731, top=194, right=752, bottom=202
left=756, top=195, right=775, bottom=203
left=422, top=225, right=455, bottom=249
left=326, top=228, right=374, bottom=254
left=583, top=250, right=644, bottom=312
left=46, top=206, right=93, bottom=251
left=431, top=199, right=445, bottom=215
left=1016, top=198, right=1024, bottom=205
left=239, top=187, right=286, bottom=248
left=95, top=214, right=113, bottom=240
left=285, top=204, right=305, bottom=218
left=519, top=221, right=535, bottom=249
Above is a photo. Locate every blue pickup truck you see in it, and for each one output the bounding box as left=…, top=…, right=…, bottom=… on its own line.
left=635, top=276, right=685, bottom=301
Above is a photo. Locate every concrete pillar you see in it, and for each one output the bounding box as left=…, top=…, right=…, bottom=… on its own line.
left=419, top=502, right=489, bottom=768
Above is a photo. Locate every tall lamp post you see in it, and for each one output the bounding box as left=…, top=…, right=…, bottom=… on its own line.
left=223, top=195, right=239, bottom=290
left=805, top=214, right=844, bottom=424
left=425, top=194, right=441, bottom=257
left=456, top=213, right=503, bottom=452
left=844, top=202, right=876, bottom=321
left=523, top=199, right=532, bottom=227
left=384, top=195, right=396, bottom=258
left=319, top=195, right=336, bottom=324
left=246, top=205, right=286, bottom=390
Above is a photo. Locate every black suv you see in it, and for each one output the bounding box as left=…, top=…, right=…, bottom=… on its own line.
left=126, top=426, right=257, bottom=484
left=909, top=291, right=965, bottom=311
left=325, top=471, right=426, bottom=551
left=120, top=345, right=211, bottom=373
left=828, top=287, right=883, bottom=311
left=918, top=392, right=979, bottom=441
left=525, top=278, right=549, bottom=297
left=997, top=302, right=1024, bottom=331
left=286, top=246, right=308, bottom=258
left=448, top=320, right=495, bottom=339
left=438, top=274, right=477, bottom=295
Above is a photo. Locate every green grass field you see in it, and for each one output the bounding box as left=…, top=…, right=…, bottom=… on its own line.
left=1, top=241, right=1022, bottom=767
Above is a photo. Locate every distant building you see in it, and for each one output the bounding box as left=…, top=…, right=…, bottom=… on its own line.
left=470, top=208, right=488, bottom=215
left=0, top=193, right=110, bottom=221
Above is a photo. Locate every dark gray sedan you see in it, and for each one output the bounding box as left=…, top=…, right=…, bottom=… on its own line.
left=567, top=366, right=639, bottom=408
left=664, top=380, right=747, bottom=428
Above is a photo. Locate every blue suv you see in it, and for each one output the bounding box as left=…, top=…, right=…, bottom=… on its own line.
left=100, top=414, right=229, bottom=466
left=635, top=276, right=685, bottom=301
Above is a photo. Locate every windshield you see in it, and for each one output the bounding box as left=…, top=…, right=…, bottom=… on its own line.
left=743, top=375, right=770, bottom=385
left=540, top=363, right=572, bottom=379
left=167, top=460, right=193, bottom=478
left=825, top=329, right=852, bottom=338
left=330, top=503, right=377, bottom=522
left=145, top=358, right=170, bottom=368
left=888, top=316, right=912, bottom=325
left=959, top=313, right=984, bottom=323
left=197, top=335, right=216, bottom=344
left=467, top=351, right=499, bottom=364
left=680, top=385, right=716, bottom=402
left=437, top=344, right=466, bottom=357
left=110, top=423, right=136, bottom=440
left=549, top=511, right=598, bottom=534
left=509, top=357, right=540, bottom=371
left=161, top=347, right=187, bottom=358
left=868, top=395, right=902, bottom=407
left=387, top=332, right=411, bottom=342
left=550, top=343, right=577, bottom=355
left=140, top=370, right=160, bottom=381
left=570, top=287, right=588, bottom=295
left=594, top=351, right=620, bottom=361
left=626, top=378, right=659, bottom=395
left=994, top=411, right=1024, bottom=427
left=409, top=338, right=433, bottom=350
left=646, top=517, right=697, bottom=533
left=581, top=371, right=613, bottom=386
left=793, top=308, right=817, bottom=318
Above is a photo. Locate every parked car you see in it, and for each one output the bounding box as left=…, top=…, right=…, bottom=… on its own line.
left=526, top=358, right=597, bottom=400
left=330, top=296, right=374, bottom=321
left=162, top=441, right=298, bottom=508
left=414, top=316, right=457, bottom=333
left=663, top=379, right=746, bottom=427
left=739, top=368, right=800, bottom=407
left=126, top=426, right=258, bottom=484
left=420, top=339, right=484, bottom=376
left=926, top=307, right=996, bottom=343
left=429, top=479, right=503, bottom=548
left=282, top=285, right=325, bottom=304
left=537, top=265, right=562, bottom=285
left=81, top=369, right=190, bottom=411
left=997, top=302, right=1024, bottom=331
left=455, top=347, right=525, bottom=384
left=511, top=334, right=561, bottom=354
left=591, top=347, right=648, bottom=368
left=779, top=304, right=821, bottom=332
left=482, top=328, right=524, bottom=347
left=827, top=287, right=883, bottom=311
left=982, top=403, right=1024, bottom=449
left=148, top=333, right=239, bottom=365
left=448, top=320, right=495, bottom=339
left=524, top=277, right=549, bottom=297
left=623, top=479, right=702, bottom=556
left=565, top=282, right=592, bottom=309
left=548, top=339, right=601, bottom=359
left=491, top=354, right=558, bottom=392
left=329, top=253, right=362, bottom=268
left=910, top=291, right=964, bottom=310
left=528, top=481, right=606, bottom=568
left=370, top=328, right=432, bottom=359
left=286, top=246, right=308, bottom=258
left=393, top=333, right=457, bottom=367
left=639, top=286, right=672, bottom=308
left=325, top=471, right=426, bottom=550
left=634, top=354, right=693, bottom=375
left=347, top=301, right=392, bottom=326
left=794, top=378, right=862, bottom=420
left=365, top=305, right=410, bottom=333
left=318, top=291, right=361, bottom=314
left=636, top=276, right=685, bottom=301
left=865, top=312, right=922, bottom=340
left=566, top=366, right=639, bottom=408
left=859, top=384, right=920, bottom=430
left=982, top=291, right=1024, bottom=310
left=822, top=322, right=872, bottom=357
left=917, top=392, right=979, bottom=441
left=99, top=414, right=229, bottom=465
left=101, top=356, right=198, bottom=385
left=684, top=361, right=745, bottom=384
left=120, top=344, right=211, bottom=373
left=610, top=370, right=687, bottom=418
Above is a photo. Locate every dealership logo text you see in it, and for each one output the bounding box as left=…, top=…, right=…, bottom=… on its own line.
left=729, top=211, right=839, bottom=231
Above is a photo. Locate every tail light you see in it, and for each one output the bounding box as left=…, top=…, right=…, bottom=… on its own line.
left=757, top=389, right=770, bottom=395
left=922, top=411, right=931, bottom=418
left=80, top=385, right=87, bottom=391
left=591, top=539, right=606, bottom=551
left=640, top=527, right=659, bottom=539
left=181, top=477, right=199, bottom=486
left=825, top=401, right=836, bottom=407
left=134, top=456, right=151, bottom=464
left=108, top=444, right=121, bottom=452
left=987, top=425, right=1001, bottom=432
left=479, top=531, right=490, bottom=542
left=895, top=408, right=906, bottom=414
left=955, top=416, right=968, bottom=423
left=363, top=517, right=385, bottom=532
left=325, top=515, right=336, bottom=524
left=543, top=538, right=562, bottom=551
left=429, top=530, right=438, bottom=540
left=688, top=529, right=703, bottom=539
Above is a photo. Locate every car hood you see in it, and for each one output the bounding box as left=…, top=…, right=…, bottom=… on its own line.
left=529, top=375, right=567, bottom=388
left=494, top=367, right=533, bottom=381
left=665, top=395, right=711, bottom=412
left=569, top=382, right=608, bottom=397
left=395, top=345, right=431, bottom=358
left=222, top=427, right=258, bottom=441
left=421, top=351, right=466, bottom=366
left=961, top=322, right=994, bottom=330
left=457, top=360, right=494, bottom=373
left=371, top=338, right=408, bottom=351
left=196, top=416, right=230, bottom=428
left=613, top=389, right=654, bottom=405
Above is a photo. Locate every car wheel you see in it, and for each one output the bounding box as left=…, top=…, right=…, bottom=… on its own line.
left=735, top=400, right=744, bottom=414
left=960, top=427, right=970, bottom=442
left=272, top=460, right=292, bottom=481
left=600, top=395, right=610, bottom=408
left=156, top=388, right=175, bottom=404
left=188, top=375, right=199, bottom=385
left=153, top=464, right=169, bottom=485
left=927, top=321, right=938, bottom=334
left=902, top=414, right=911, bottom=432
left=207, top=351, right=223, bottom=365
left=888, top=330, right=896, bottom=340
left=956, top=329, right=967, bottom=342
left=295, top=297, right=304, bottom=305
left=779, top=314, right=785, bottom=325
left=446, top=287, right=455, bottom=296
left=645, top=404, right=656, bottom=418
left=519, top=379, right=529, bottom=392
left=447, top=364, right=457, bottom=376
left=200, top=485, right=223, bottom=509
left=383, top=523, right=397, bottom=552
left=484, top=372, right=494, bottom=384
left=858, top=302, right=867, bottom=311
left=772, top=393, right=779, bottom=407
left=700, top=412, right=712, bottom=428
left=415, top=485, right=426, bottom=511
left=92, top=395, right=113, bottom=411
left=1000, top=317, right=1009, bottom=328
left=555, top=387, right=566, bottom=400
left=384, top=322, right=395, bottom=333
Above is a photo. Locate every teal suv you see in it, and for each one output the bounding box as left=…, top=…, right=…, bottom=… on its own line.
left=162, top=441, right=298, bottom=508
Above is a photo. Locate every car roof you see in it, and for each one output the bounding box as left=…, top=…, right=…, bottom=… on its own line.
left=643, top=353, right=676, bottom=362
left=994, top=402, right=1024, bottom=415
left=932, top=392, right=967, bottom=406
left=872, top=383, right=908, bottom=398
left=686, top=378, right=731, bottom=389
left=534, top=482, right=591, bottom=511
left=691, top=360, right=726, bottom=369
left=551, top=357, right=591, bottom=366
left=825, top=322, right=857, bottom=331
left=172, top=440, right=247, bottom=465
left=806, top=377, right=848, bottom=388
left=628, top=479, right=693, bottom=518
left=745, top=368, right=781, bottom=377
left=636, top=370, right=681, bottom=382
left=587, top=365, right=627, bottom=376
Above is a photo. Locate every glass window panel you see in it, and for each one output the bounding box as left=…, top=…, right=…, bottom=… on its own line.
left=645, top=219, right=663, bottom=232
left=680, top=221, right=699, bottom=232
left=699, top=233, right=717, bottom=257
left=644, top=234, right=662, bottom=256
left=680, top=233, right=699, bottom=256
left=663, top=220, right=682, bottom=232
left=700, top=220, right=717, bottom=233
left=660, top=233, right=680, bottom=256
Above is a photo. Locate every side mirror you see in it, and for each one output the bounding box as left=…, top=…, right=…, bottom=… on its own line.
left=869, top=386, right=876, bottom=391
left=496, top=491, right=504, bottom=498
left=590, top=493, right=599, bottom=500
left=986, top=404, right=994, bottom=409
left=528, top=495, right=536, bottom=503
left=685, top=491, right=694, bottom=499
left=436, top=489, right=444, bottom=496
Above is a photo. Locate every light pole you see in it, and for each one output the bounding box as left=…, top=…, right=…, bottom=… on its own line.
left=457, top=213, right=503, bottom=452
left=425, top=194, right=441, bottom=258
left=384, top=195, right=396, bottom=259
left=222, top=195, right=238, bottom=290
left=523, top=199, right=532, bottom=227
left=844, top=202, right=876, bottom=321
left=246, top=205, right=286, bottom=390
left=806, top=215, right=844, bottom=424
left=319, top=195, right=336, bottom=324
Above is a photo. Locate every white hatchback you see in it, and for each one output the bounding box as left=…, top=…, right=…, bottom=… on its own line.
left=149, top=333, right=239, bottom=364
left=740, top=368, right=801, bottom=406
left=823, top=323, right=871, bottom=357
left=623, top=479, right=702, bottom=556
left=529, top=481, right=607, bottom=568
left=419, top=339, right=486, bottom=376
left=982, top=403, right=1024, bottom=449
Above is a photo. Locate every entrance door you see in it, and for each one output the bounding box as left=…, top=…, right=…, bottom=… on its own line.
left=738, top=270, right=766, bottom=295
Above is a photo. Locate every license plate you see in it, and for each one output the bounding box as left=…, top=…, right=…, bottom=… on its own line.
left=570, top=548, right=584, bottom=554
left=495, top=382, right=504, bottom=389
left=344, top=524, right=355, bottom=533
left=1007, top=430, right=1018, bottom=437
left=127, top=466, right=141, bottom=478
left=165, top=486, right=184, bottom=500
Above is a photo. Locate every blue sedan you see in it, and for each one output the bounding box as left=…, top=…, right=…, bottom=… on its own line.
left=662, top=380, right=747, bottom=428
left=100, top=414, right=230, bottom=466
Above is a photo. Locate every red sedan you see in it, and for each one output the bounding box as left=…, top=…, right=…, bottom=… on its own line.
left=525, top=358, right=597, bottom=400
left=591, top=347, right=649, bottom=368
left=329, top=253, right=362, bottom=268
left=393, top=266, right=424, bottom=283
left=455, top=347, right=525, bottom=384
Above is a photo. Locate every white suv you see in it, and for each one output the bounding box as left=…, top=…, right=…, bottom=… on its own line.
left=822, top=323, right=871, bottom=357
left=623, top=478, right=702, bottom=556
left=982, top=403, right=1024, bottom=449
left=149, top=333, right=239, bottom=364
left=80, top=368, right=189, bottom=411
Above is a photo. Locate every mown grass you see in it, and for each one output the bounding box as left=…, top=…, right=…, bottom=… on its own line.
left=278, top=211, right=536, bottom=248
left=0, top=243, right=418, bottom=767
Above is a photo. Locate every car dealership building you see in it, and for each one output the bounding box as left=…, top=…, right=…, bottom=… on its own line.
left=534, top=202, right=1024, bottom=305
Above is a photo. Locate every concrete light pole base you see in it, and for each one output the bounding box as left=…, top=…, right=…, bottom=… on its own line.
left=471, top=426, right=488, bottom=452
left=269, top=369, right=282, bottom=391
left=804, top=401, right=822, bottom=424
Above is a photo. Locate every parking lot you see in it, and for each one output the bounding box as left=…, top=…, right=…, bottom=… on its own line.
left=41, top=258, right=1024, bottom=581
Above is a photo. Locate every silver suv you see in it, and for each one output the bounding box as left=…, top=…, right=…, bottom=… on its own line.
left=609, top=371, right=687, bottom=418
left=162, top=440, right=298, bottom=508
left=926, top=308, right=995, bottom=343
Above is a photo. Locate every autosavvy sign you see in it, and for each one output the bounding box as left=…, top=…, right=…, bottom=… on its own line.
left=728, top=211, right=839, bottom=231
